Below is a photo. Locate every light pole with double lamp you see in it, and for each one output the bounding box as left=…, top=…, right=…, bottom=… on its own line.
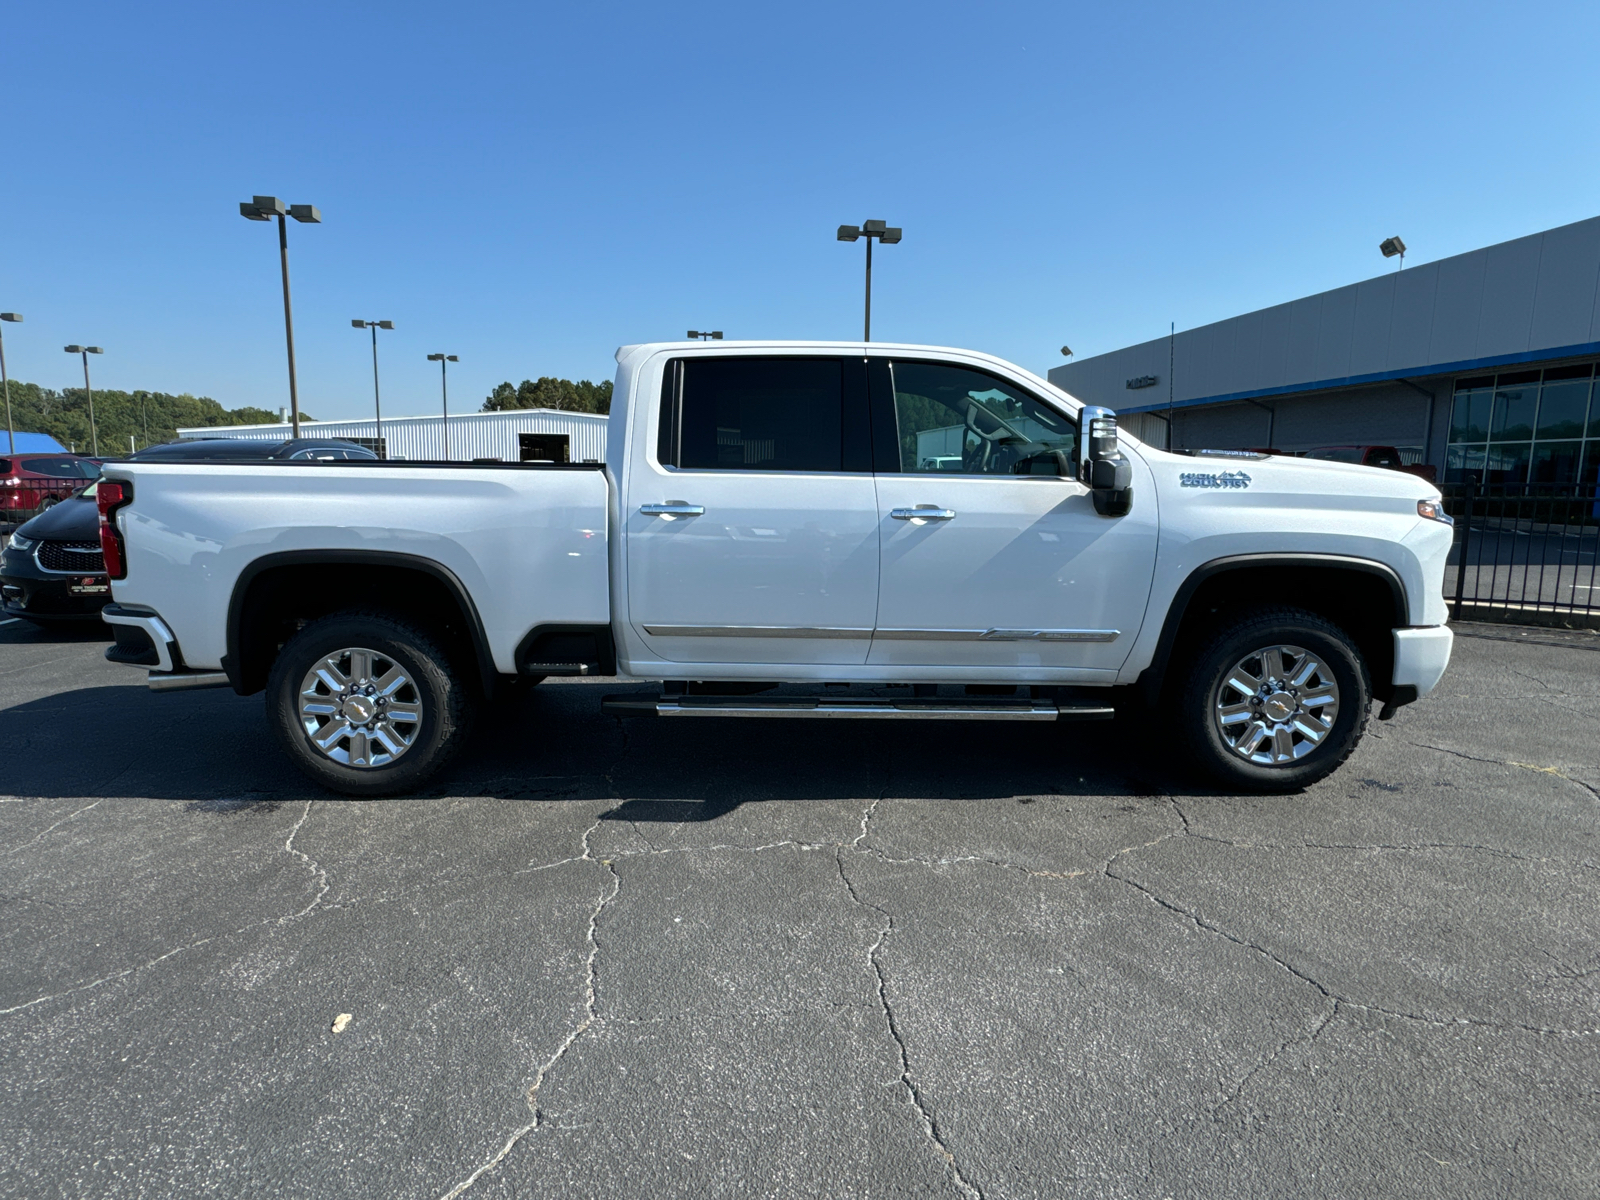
left=63, top=345, right=103, bottom=457
left=1, top=312, right=20, bottom=455
left=353, top=320, right=395, bottom=456
left=835, top=219, right=902, bottom=341
left=426, top=353, right=457, bottom=460
left=239, top=196, right=321, bottom=437
left=687, top=330, right=722, bottom=341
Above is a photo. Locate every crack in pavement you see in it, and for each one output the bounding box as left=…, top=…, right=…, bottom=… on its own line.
left=1401, top=738, right=1600, bottom=803
left=438, top=816, right=622, bottom=1200
left=1214, top=1000, right=1340, bottom=1113
left=1, top=801, right=337, bottom=1018
left=835, top=844, right=983, bottom=1200
left=4, top=799, right=102, bottom=855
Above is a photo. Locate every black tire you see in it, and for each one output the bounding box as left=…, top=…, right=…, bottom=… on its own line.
left=1177, top=606, right=1370, bottom=793
left=266, top=611, right=475, bottom=797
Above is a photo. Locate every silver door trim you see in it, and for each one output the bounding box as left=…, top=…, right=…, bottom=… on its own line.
left=874, top=627, right=1119, bottom=643
left=642, top=625, right=874, bottom=639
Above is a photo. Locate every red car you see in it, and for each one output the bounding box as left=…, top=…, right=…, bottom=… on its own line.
left=1303, top=445, right=1437, bottom=483
left=0, top=453, right=103, bottom=525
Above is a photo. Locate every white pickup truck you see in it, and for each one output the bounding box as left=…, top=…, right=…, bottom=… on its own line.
left=96, top=341, right=1455, bottom=796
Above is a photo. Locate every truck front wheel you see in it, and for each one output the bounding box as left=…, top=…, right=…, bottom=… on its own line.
left=1178, top=607, right=1370, bottom=793
left=266, top=612, right=474, bottom=797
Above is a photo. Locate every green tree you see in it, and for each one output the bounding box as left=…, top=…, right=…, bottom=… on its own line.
left=1, top=380, right=314, bottom=455
left=482, top=377, right=612, bottom=414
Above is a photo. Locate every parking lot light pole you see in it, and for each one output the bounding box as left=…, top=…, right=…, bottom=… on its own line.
left=836, top=220, right=902, bottom=341
left=426, top=353, right=458, bottom=460
left=352, top=320, right=395, bottom=456
left=0, top=312, right=20, bottom=455
left=686, top=330, right=723, bottom=341
left=240, top=196, right=321, bottom=438
left=62, top=344, right=103, bottom=457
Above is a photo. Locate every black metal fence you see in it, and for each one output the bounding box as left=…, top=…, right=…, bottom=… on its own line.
left=1441, top=482, right=1600, bottom=622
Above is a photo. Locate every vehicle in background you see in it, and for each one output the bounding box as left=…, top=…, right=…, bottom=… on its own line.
left=1303, top=445, right=1437, bottom=483
left=127, top=438, right=379, bottom=463
left=0, top=453, right=103, bottom=529
left=1, top=483, right=109, bottom=626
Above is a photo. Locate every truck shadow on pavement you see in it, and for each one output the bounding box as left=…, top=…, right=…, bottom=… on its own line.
left=0, top=678, right=1209, bottom=809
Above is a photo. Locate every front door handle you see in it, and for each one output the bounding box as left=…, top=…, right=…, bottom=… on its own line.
left=890, top=506, right=956, bottom=522
left=640, top=502, right=705, bottom=517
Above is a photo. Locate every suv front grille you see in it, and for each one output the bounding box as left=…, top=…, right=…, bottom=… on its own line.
left=36, top=540, right=106, bottom=573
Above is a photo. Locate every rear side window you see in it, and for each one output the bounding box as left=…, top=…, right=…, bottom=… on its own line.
left=659, top=356, right=858, bottom=472
left=0, top=458, right=10, bottom=474
left=1308, top=447, right=1361, bottom=463
left=22, top=457, right=88, bottom=478
left=1365, top=448, right=1403, bottom=468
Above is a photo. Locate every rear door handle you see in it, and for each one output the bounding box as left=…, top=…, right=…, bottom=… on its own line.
left=639, top=502, right=705, bottom=517
left=890, top=506, right=956, bottom=521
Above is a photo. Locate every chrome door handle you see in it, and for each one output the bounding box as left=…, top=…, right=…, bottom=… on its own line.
left=639, top=502, right=705, bottom=517
left=890, top=506, right=956, bottom=521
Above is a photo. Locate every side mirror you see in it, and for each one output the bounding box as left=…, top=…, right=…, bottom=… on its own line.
left=1078, top=406, right=1133, bottom=517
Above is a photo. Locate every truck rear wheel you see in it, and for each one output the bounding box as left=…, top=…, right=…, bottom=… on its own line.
left=266, top=612, right=474, bottom=797
left=1178, top=607, right=1370, bottom=793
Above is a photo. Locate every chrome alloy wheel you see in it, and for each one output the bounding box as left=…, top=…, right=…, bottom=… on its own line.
left=1214, top=644, right=1340, bottom=766
left=298, top=648, right=423, bottom=769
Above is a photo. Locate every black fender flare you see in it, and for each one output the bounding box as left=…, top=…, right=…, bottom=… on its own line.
left=223, top=549, right=499, bottom=695
left=1135, top=552, right=1408, bottom=702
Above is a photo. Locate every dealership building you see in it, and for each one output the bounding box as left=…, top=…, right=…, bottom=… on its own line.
left=1049, top=215, right=1600, bottom=486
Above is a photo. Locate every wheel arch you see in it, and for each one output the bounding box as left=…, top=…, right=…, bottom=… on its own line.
left=224, top=550, right=498, bottom=697
left=1137, top=553, right=1407, bottom=705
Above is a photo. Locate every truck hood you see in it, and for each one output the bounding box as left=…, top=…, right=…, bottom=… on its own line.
left=1139, top=447, right=1441, bottom=502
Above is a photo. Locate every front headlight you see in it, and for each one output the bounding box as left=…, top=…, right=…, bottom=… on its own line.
left=7, top=533, right=35, bottom=551
left=1417, top=499, right=1453, bottom=525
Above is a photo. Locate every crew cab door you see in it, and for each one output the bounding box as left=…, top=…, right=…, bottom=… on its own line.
left=624, top=354, right=880, bottom=666
left=867, top=359, right=1158, bottom=674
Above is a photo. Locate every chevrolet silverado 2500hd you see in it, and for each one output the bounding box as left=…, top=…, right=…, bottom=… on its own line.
left=97, top=341, right=1454, bottom=796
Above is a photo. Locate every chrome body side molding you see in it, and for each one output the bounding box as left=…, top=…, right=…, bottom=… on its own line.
left=642, top=625, right=1119, bottom=643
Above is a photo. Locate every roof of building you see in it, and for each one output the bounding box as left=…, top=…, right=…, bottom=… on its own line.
left=1050, top=215, right=1600, bottom=415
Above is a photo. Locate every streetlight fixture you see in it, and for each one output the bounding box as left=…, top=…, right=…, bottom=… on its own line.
left=836, top=219, right=902, bottom=341
left=63, top=344, right=104, bottom=457
left=1380, top=236, right=1406, bottom=271
left=686, top=330, right=723, bottom=340
left=240, top=195, right=321, bottom=437
left=352, top=319, right=395, bottom=456
left=426, top=353, right=458, bottom=460
left=1060, top=345, right=1073, bottom=357
left=0, top=312, right=20, bottom=455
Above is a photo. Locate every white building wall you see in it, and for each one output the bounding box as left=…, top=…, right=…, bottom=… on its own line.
left=177, top=409, right=609, bottom=463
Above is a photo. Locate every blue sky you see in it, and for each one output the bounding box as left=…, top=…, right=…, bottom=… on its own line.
left=2, top=1, right=1597, bottom=422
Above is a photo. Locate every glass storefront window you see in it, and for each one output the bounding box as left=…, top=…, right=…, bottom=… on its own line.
left=1535, top=379, right=1591, bottom=440
left=1486, top=441, right=1531, bottom=484
left=1446, top=443, right=1485, bottom=483
left=1491, top=385, right=1537, bottom=441
left=1449, top=389, right=1491, bottom=443
left=1530, top=440, right=1584, bottom=484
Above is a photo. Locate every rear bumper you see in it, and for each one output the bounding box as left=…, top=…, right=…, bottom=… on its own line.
left=1392, top=625, right=1453, bottom=701
left=101, top=604, right=180, bottom=672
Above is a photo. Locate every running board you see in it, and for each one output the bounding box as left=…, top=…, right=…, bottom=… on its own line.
left=602, top=695, right=1114, bottom=722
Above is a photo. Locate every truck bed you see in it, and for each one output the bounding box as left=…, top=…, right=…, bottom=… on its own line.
left=102, top=460, right=612, bottom=675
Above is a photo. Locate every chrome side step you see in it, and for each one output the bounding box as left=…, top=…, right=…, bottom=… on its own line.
left=602, top=695, right=1114, bottom=722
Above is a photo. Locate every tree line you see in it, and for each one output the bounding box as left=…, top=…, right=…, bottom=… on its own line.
left=482, top=377, right=612, bottom=414
left=1, top=381, right=309, bottom=455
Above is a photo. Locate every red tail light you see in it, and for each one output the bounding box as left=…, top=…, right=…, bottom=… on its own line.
left=97, top=481, right=132, bottom=580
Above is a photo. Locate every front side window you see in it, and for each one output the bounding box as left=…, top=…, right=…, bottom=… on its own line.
left=660, top=357, right=848, bottom=472
left=889, top=362, right=1076, bottom=476
left=23, top=457, right=88, bottom=478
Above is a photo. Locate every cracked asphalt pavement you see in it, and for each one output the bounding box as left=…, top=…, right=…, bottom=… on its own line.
left=2, top=618, right=1598, bottom=1198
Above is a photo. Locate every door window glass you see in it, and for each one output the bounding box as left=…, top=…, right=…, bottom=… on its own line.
left=890, top=362, right=1076, bottom=475
left=669, top=357, right=846, bottom=472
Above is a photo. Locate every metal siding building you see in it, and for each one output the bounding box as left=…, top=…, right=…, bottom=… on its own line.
left=1049, top=216, right=1600, bottom=484
left=177, top=409, right=609, bottom=463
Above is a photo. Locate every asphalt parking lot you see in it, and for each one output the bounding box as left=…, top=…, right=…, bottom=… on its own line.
left=2, top=618, right=1597, bottom=1199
